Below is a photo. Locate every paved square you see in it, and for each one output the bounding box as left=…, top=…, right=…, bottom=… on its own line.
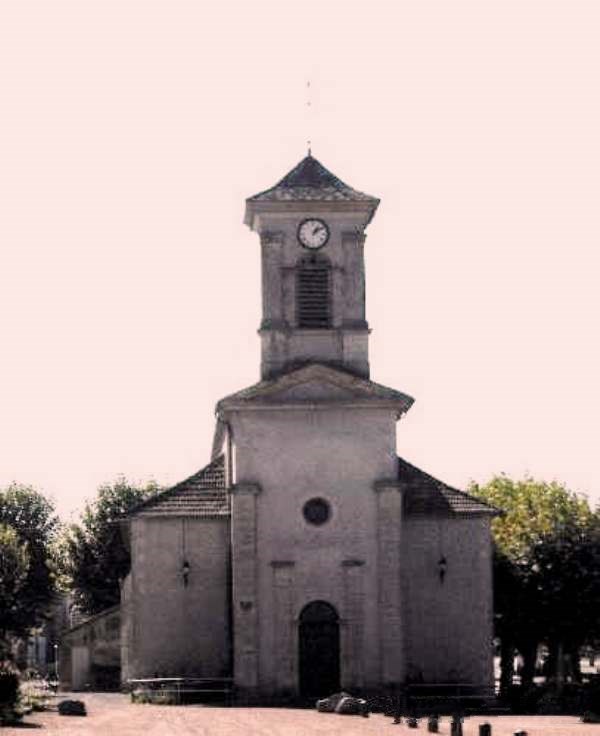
left=3, top=694, right=598, bottom=736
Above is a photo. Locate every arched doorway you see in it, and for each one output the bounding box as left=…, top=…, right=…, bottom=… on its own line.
left=298, top=601, right=340, bottom=698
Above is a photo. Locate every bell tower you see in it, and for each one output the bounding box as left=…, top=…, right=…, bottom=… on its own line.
left=244, top=155, right=379, bottom=380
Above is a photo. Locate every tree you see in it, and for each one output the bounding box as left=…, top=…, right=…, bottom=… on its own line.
left=471, top=475, right=593, bottom=562
left=65, top=477, right=160, bottom=615
left=490, top=546, right=533, bottom=693
left=530, top=515, right=600, bottom=686
left=470, top=475, right=598, bottom=693
left=0, top=525, right=30, bottom=649
left=0, top=484, right=60, bottom=639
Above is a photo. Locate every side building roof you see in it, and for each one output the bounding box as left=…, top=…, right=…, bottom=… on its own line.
left=125, top=452, right=497, bottom=520
left=128, top=455, right=229, bottom=518
left=398, top=457, right=501, bottom=517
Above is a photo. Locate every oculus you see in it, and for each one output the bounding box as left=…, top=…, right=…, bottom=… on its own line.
left=303, top=497, right=331, bottom=526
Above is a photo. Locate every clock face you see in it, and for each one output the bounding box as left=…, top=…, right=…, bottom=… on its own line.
left=297, top=218, right=330, bottom=249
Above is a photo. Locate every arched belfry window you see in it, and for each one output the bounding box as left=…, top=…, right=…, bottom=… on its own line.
left=296, top=255, right=332, bottom=329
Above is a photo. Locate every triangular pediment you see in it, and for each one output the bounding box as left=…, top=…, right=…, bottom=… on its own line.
left=216, top=364, right=414, bottom=415
left=276, top=380, right=356, bottom=402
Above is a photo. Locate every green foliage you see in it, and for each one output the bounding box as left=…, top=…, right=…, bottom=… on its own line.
left=470, top=475, right=593, bottom=563
left=0, top=525, right=30, bottom=638
left=530, top=515, right=600, bottom=648
left=0, top=484, right=60, bottom=638
left=65, top=477, right=160, bottom=615
left=470, top=475, right=600, bottom=691
left=18, top=677, right=53, bottom=713
left=0, top=660, right=20, bottom=725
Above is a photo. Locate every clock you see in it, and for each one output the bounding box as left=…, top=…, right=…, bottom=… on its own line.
left=297, top=218, right=330, bottom=249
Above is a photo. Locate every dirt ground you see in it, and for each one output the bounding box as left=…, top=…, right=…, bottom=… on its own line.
left=3, top=693, right=599, bottom=736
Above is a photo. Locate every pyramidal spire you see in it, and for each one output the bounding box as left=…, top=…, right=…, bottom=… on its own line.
left=246, top=155, right=379, bottom=204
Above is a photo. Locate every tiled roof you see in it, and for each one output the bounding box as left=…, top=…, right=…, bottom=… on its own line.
left=131, top=456, right=229, bottom=518
left=247, top=155, right=379, bottom=203
left=398, top=457, right=500, bottom=517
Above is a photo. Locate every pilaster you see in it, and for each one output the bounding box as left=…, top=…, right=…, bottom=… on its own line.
left=374, top=479, right=406, bottom=686
left=341, top=559, right=365, bottom=689
left=270, top=561, right=295, bottom=694
left=231, top=482, right=261, bottom=696
left=331, top=264, right=345, bottom=328
left=260, top=231, right=284, bottom=328
left=341, top=230, right=367, bottom=326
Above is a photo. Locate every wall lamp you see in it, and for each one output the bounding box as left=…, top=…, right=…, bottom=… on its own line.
left=438, top=556, right=448, bottom=583
left=182, top=560, right=190, bottom=587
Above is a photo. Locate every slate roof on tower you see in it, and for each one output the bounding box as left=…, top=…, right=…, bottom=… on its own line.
left=247, top=154, right=380, bottom=204
left=128, top=455, right=229, bottom=517
left=398, top=457, right=501, bottom=517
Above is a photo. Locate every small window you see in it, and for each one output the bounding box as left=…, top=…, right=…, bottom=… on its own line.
left=303, top=498, right=331, bottom=526
left=297, top=257, right=331, bottom=329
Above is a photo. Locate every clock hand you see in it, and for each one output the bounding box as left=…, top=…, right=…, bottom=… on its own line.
left=312, top=225, right=323, bottom=236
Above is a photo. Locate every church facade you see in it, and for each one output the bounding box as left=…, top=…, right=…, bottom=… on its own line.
left=120, top=155, right=498, bottom=701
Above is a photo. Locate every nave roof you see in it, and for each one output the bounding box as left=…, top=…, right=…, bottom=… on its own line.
left=399, top=457, right=501, bottom=517
left=129, top=455, right=229, bottom=518
left=126, top=451, right=499, bottom=520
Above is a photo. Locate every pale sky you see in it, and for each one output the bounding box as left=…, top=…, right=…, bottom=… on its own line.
left=1, top=0, right=599, bottom=519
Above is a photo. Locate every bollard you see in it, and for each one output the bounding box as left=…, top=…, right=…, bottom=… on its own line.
left=451, top=713, right=463, bottom=736
left=407, top=716, right=418, bottom=728
left=427, top=715, right=439, bottom=733
left=479, top=724, right=492, bottom=736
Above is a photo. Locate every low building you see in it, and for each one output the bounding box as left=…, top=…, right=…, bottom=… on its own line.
left=59, top=606, right=121, bottom=691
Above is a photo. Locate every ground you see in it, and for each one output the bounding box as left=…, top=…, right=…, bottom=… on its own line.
left=4, top=693, right=599, bottom=736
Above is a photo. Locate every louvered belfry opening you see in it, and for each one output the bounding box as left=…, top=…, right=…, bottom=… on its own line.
left=297, top=255, right=332, bottom=329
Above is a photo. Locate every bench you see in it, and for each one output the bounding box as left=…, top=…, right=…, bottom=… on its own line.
left=127, top=677, right=233, bottom=706
left=384, top=683, right=497, bottom=716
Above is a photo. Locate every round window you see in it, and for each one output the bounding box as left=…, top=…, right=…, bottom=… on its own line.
left=303, top=498, right=331, bottom=526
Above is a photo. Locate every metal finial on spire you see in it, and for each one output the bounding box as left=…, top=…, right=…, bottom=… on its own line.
left=306, top=80, right=312, bottom=156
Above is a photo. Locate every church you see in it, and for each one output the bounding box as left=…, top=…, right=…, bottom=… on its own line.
left=119, top=154, right=498, bottom=701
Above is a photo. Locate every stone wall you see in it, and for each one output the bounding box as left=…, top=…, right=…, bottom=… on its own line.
left=257, top=211, right=371, bottom=379
left=121, top=516, right=231, bottom=682
left=401, top=516, right=494, bottom=690
left=230, top=404, right=398, bottom=697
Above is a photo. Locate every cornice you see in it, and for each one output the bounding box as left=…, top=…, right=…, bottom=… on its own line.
left=231, top=482, right=262, bottom=496
left=373, top=478, right=406, bottom=493
left=341, top=230, right=367, bottom=245
left=260, top=230, right=285, bottom=245
left=257, top=325, right=371, bottom=335
left=220, top=401, right=411, bottom=414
